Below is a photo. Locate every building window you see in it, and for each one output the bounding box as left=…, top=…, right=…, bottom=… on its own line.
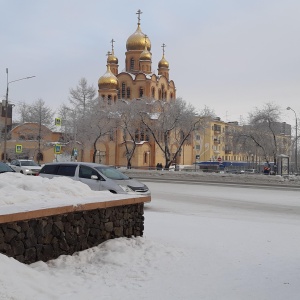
left=126, top=87, right=131, bottom=99
left=152, top=87, right=155, bottom=98
left=159, top=89, right=162, bottom=100
left=108, top=95, right=112, bottom=105
left=145, top=129, right=149, bottom=141
left=139, top=87, right=144, bottom=98
left=140, top=129, right=145, bottom=141
left=130, top=58, right=134, bottom=70
left=196, top=145, right=200, bottom=150
left=122, top=83, right=126, bottom=98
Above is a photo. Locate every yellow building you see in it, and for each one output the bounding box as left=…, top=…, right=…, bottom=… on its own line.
left=2, top=122, right=64, bottom=163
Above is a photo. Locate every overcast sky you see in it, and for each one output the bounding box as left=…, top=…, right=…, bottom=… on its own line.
left=1, top=0, right=299, bottom=124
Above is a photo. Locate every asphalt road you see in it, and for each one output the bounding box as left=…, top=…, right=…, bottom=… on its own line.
left=122, top=169, right=300, bottom=191
left=143, top=180, right=300, bottom=218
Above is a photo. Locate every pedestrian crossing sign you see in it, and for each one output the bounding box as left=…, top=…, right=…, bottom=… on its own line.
left=15, top=144, right=22, bottom=153
left=55, top=118, right=61, bottom=126
left=54, top=145, right=61, bottom=154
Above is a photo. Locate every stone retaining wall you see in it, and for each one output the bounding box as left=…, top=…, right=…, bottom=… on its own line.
left=0, top=197, right=148, bottom=264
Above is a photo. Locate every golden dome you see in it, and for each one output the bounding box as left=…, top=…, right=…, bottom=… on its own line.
left=98, top=65, right=118, bottom=89
left=140, top=47, right=152, bottom=61
left=126, top=25, right=151, bottom=51
left=158, top=55, right=169, bottom=68
left=107, top=50, right=118, bottom=64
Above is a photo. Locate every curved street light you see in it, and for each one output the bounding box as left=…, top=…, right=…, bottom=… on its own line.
left=286, top=106, right=298, bottom=173
left=3, top=68, right=36, bottom=162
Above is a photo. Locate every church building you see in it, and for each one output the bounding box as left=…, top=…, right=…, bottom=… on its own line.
left=95, top=10, right=179, bottom=168
left=98, top=9, right=176, bottom=104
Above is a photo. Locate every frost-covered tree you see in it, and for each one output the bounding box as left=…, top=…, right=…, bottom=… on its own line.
left=114, top=99, right=147, bottom=168
left=15, top=99, right=54, bottom=163
left=69, top=78, right=96, bottom=113
left=229, top=103, right=284, bottom=171
left=139, top=98, right=203, bottom=169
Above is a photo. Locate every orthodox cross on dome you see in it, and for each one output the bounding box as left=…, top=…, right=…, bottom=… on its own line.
left=136, top=9, right=143, bottom=25
left=110, top=38, right=115, bottom=52
left=161, top=43, right=166, bottom=56
left=106, top=51, right=112, bottom=60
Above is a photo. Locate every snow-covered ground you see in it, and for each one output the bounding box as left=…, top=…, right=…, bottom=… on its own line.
left=0, top=173, right=300, bottom=299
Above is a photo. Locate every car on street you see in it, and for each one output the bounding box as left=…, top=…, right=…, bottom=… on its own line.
left=244, top=169, right=259, bottom=174
left=0, top=162, right=15, bottom=173
left=9, top=159, right=42, bottom=175
left=38, top=162, right=151, bottom=196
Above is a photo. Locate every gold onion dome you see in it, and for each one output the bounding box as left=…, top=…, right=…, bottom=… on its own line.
left=126, top=25, right=151, bottom=51
left=107, top=50, right=118, bottom=64
left=140, top=47, right=152, bottom=61
left=98, top=65, right=118, bottom=89
left=158, top=55, right=169, bottom=68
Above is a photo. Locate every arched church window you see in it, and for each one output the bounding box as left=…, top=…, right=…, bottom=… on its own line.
left=126, top=87, right=131, bottom=99
left=122, top=83, right=126, bottom=98
left=170, top=93, right=173, bottom=99
left=130, top=58, right=134, bottom=71
left=139, top=87, right=144, bottom=98
left=158, top=89, right=162, bottom=100
left=108, top=95, right=112, bottom=105
left=151, top=87, right=155, bottom=98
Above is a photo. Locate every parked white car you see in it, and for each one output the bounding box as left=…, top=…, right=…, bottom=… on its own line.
left=38, top=162, right=151, bottom=196
left=9, top=159, right=42, bottom=175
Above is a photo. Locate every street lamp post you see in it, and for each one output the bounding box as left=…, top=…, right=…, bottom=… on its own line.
left=147, top=151, right=150, bottom=170
left=286, top=107, right=298, bottom=173
left=3, top=68, right=35, bottom=162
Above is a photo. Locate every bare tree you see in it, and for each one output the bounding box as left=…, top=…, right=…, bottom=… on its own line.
left=139, top=98, right=203, bottom=169
left=69, top=78, right=96, bottom=113
left=115, top=99, right=147, bottom=168
left=229, top=102, right=283, bottom=172
left=61, top=78, right=97, bottom=160
left=15, top=99, right=54, bottom=163
left=15, top=101, right=31, bottom=123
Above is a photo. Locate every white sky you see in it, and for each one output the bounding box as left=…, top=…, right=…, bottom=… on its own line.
left=1, top=174, right=300, bottom=299
left=1, top=0, right=300, bottom=124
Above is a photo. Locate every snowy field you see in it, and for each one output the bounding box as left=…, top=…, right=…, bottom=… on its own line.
left=0, top=173, right=300, bottom=299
